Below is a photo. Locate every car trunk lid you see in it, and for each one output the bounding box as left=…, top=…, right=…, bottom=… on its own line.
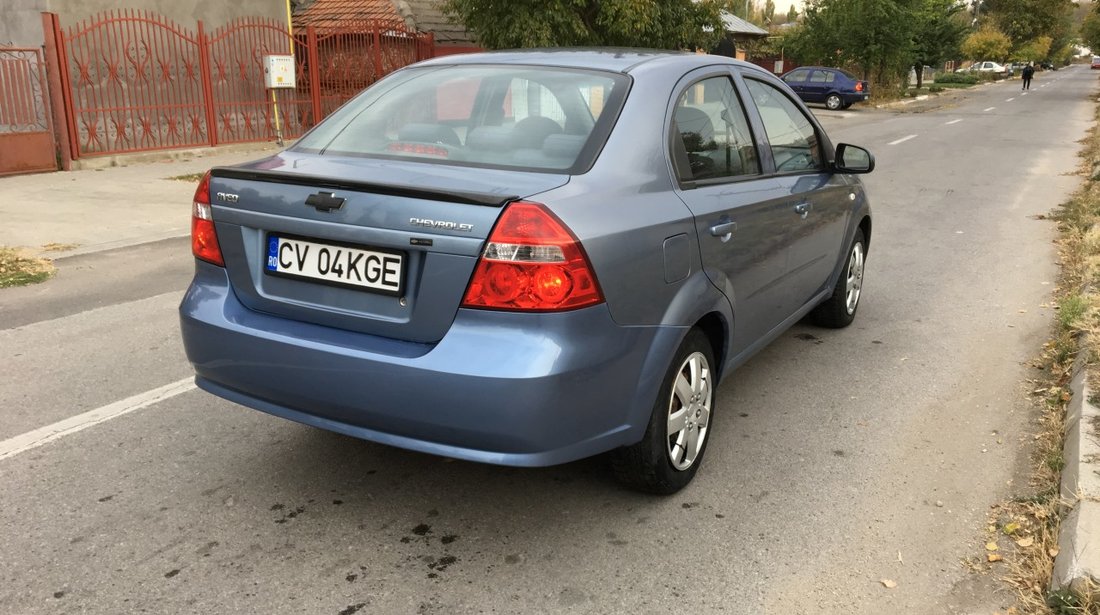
left=207, top=152, right=571, bottom=344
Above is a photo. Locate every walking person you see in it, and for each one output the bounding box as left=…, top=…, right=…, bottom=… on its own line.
left=1022, top=62, right=1035, bottom=91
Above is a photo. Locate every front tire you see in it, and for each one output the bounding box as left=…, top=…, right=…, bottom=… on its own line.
left=825, top=93, right=843, bottom=110
left=611, top=329, right=716, bottom=495
left=811, top=228, right=866, bottom=328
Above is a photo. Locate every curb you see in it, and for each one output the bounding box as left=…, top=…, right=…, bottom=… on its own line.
left=46, top=231, right=190, bottom=260
left=1052, top=341, right=1100, bottom=596
left=69, top=141, right=286, bottom=171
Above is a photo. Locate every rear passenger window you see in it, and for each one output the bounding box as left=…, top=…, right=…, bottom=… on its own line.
left=671, top=76, right=760, bottom=182
left=744, top=79, right=824, bottom=174
left=785, top=69, right=810, bottom=82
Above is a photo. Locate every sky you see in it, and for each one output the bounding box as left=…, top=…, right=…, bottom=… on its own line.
left=772, top=0, right=802, bottom=14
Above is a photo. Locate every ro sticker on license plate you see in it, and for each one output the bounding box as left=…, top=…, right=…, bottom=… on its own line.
left=265, top=235, right=403, bottom=294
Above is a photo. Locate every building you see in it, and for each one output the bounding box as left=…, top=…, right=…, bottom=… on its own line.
left=292, top=0, right=478, bottom=53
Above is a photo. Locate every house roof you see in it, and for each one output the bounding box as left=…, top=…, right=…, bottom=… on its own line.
left=293, top=0, right=475, bottom=44
left=719, top=11, right=769, bottom=37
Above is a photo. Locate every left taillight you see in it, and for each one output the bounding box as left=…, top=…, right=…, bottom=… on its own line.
left=191, top=170, right=224, bottom=266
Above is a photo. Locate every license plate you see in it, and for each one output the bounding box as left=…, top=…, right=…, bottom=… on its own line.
left=265, top=234, right=403, bottom=295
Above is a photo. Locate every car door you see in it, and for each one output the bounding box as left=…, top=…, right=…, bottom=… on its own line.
left=805, top=69, right=831, bottom=102
left=740, top=75, right=853, bottom=312
left=669, top=69, right=800, bottom=355
left=782, top=68, right=811, bottom=100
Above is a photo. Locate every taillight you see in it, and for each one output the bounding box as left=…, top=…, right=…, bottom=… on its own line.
left=855, top=81, right=864, bottom=92
left=191, top=171, right=224, bottom=266
left=461, top=201, right=603, bottom=311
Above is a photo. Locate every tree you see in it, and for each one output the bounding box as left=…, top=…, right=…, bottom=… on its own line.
left=787, top=5, right=798, bottom=22
left=1083, top=13, right=1100, bottom=57
left=960, top=26, right=1012, bottom=60
left=980, top=0, right=1073, bottom=46
left=1012, top=36, right=1052, bottom=61
left=442, top=0, right=728, bottom=50
left=910, top=0, right=969, bottom=88
left=785, top=0, right=914, bottom=84
left=764, top=0, right=776, bottom=23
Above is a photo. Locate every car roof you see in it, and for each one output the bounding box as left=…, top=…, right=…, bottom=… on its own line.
left=414, top=48, right=768, bottom=75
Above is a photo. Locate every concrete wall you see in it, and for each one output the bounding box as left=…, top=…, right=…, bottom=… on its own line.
left=1, top=0, right=288, bottom=48
left=0, top=0, right=48, bottom=48
left=49, top=0, right=288, bottom=29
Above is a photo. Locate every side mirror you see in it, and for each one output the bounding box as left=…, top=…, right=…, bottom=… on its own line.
left=834, top=143, right=875, bottom=174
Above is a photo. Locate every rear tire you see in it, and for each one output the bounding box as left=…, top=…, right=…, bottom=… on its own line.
left=811, top=228, right=866, bottom=328
left=825, top=93, right=843, bottom=110
left=611, top=329, right=716, bottom=495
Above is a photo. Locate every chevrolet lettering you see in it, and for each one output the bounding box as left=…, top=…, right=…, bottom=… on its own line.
left=409, top=218, right=474, bottom=232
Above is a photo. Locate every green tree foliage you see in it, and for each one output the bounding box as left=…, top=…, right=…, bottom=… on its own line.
left=785, top=0, right=914, bottom=84
left=764, top=0, right=776, bottom=23
left=1082, top=13, right=1100, bottom=56
left=441, top=0, right=727, bottom=49
left=960, top=26, right=1012, bottom=60
left=910, top=0, right=968, bottom=87
left=786, top=4, right=798, bottom=22
left=980, top=0, right=1074, bottom=46
left=1012, top=35, right=1051, bottom=61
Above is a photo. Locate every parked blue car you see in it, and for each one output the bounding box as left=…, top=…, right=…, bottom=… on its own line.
left=180, top=50, right=874, bottom=494
left=781, top=66, right=871, bottom=110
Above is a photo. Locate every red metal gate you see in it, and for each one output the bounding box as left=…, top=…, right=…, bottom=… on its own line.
left=49, top=10, right=211, bottom=158
left=0, top=48, right=57, bottom=176
left=41, top=11, right=434, bottom=164
left=206, top=19, right=308, bottom=144
left=298, top=22, right=435, bottom=119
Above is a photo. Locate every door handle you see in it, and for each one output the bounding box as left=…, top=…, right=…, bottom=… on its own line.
left=794, top=201, right=812, bottom=219
left=709, top=221, right=737, bottom=239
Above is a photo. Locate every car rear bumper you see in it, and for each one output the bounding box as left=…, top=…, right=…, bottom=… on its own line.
left=179, top=262, right=684, bottom=467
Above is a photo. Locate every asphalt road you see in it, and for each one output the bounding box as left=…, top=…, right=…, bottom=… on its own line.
left=0, top=67, right=1094, bottom=615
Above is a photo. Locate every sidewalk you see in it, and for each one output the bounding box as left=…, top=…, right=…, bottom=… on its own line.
left=0, top=142, right=284, bottom=257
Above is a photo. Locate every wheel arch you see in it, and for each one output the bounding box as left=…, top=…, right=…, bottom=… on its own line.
left=859, top=214, right=872, bottom=254
left=694, top=311, right=729, bottom=382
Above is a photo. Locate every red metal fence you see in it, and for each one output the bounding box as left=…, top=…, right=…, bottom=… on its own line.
left=0, top=47, right=57, bottom=175
left=748, top=57, right=800, bottom=75
left=40, top=11, right=433, bottom=165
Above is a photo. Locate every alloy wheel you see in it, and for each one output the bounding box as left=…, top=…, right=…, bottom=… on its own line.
left=666, top=352, right=713, bottom=471
left=845, top=242, right=865, bottom=314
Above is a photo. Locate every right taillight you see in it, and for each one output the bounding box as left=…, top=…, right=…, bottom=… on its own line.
left=191, top=171, right=224, bottom=266
left=855, top=81, right=864, bottom=92
left=461, top=201, right=603, bottom=311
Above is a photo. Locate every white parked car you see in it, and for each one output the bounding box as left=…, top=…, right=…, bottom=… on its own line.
left=956, top=61, right=1008, bottom=75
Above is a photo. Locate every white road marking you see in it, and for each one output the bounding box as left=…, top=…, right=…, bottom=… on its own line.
left=1006, top=97, right=1015, bottom=102
left=0, top=378, right=196, bottom=462
left=888, top=134, right=918, bottom=145
left=984, top=107, right=996, bottom=112
left=946, top=119, right=963, bottom=125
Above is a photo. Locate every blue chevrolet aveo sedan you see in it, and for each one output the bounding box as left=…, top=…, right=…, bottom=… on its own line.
left=180, top=49, right=874, bottom=494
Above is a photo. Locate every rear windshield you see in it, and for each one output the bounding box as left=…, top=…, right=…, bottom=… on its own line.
left=293, top=65, right=629, bottom=174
